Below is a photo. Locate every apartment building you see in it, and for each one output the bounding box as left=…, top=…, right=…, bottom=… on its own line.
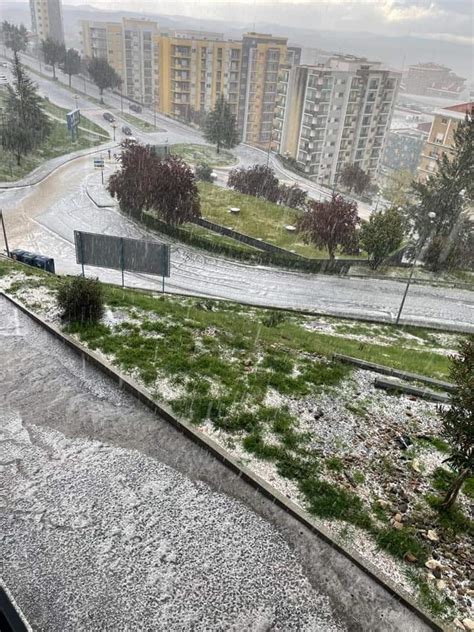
left=80, top=19, right=243, bottom=118
left=157, top=35, right=242, bottom=119
left=237, top=33, right=300, bottom=147
left=274, top=55, right=400, bottom=186
left=417, top=102, right=472, bottom=183
left=404, top=62, right=465, bottom=99
left=29, top=0, right=64, bottom=46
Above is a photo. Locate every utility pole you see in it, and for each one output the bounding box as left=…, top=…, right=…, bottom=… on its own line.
left=395, top=211, right=436, bottom=325
left=111, top=124, right=116, bottom=141
left=0, top=209, right=10, bottom=257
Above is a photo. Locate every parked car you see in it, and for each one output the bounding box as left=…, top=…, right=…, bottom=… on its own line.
left=129, top=103, right=142, bottom=113
left=121, top=125, right=132, bottom=136
left=44, top=64, right=53, bottom=72
left=103, top=112, right=115, bottom=123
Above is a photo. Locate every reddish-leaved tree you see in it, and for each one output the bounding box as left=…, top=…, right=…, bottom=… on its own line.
left=297, top=194, right=360, bottom=260
left=108, top=142, right=201, bottom=226
left=227, top=164, right=280, bottom=202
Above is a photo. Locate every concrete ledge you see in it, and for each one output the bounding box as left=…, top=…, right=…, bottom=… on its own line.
left=0, top=584, right=32, bottom=632
left=333, top=354, right=455, bottom=393
left=374, top=378, right=450, bottom=403
left=1, top=290, right=448, bottom=631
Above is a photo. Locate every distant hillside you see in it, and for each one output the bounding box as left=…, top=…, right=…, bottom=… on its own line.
left=1, top=2, right=470, bottom=80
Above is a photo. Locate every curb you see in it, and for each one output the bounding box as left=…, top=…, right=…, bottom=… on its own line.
left=0, top=143, right=119, bottom=190
left=333, top=355, right=455, bottom=392
left=1, top=290, right=448, bottom=632
left=374, top=378, right=450, bottom=403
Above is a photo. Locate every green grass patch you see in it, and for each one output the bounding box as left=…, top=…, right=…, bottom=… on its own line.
left=300, top=477, right=373, bottom=529
left=375, top=527, right=429, bottom=563
left=0, top=96, right=104, bottom=181
left=198, top=181, right=367, bottom=260
left=41, top=98, right=110, bottom=137
left=171, top=144, right=236, bottom=167
left=120, top=112, right=158, bottom=132
left=406, top=571, right=454, bottom=619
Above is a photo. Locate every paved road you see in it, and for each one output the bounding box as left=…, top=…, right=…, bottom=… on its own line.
left=0, top=296, right=432, bottom=631
left=1, top=155, right=473, bottom=331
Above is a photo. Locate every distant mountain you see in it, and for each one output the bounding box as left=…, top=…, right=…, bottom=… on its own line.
left=1, top=2, right=470, bottom=80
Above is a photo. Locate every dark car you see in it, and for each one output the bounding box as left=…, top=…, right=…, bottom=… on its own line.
left=129, top=103, right=142, bottom=113
left=103, top=112, right=115, bottom=123
left=121, top=125, right=132, bottom=136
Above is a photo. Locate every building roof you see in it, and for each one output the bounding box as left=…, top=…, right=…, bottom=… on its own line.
left=443, top=102, right=473, bottom=112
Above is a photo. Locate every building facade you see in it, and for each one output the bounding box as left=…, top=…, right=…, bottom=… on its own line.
left=382, top=128, right=426, bottom=174
left=417, top=102, right=472, bottom=183
left=237, top=33, right=300, bottom=147
left=29, top=0, right=64, bottom=46
left=80, top=19, right=244, bottom=119
left=404, top=62, right=465, bottom=99
left=274, top=56, right=400, bottom=186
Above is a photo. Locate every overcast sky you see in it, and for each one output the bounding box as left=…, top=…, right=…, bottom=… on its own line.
left=53, top=0, right=472, bottom=46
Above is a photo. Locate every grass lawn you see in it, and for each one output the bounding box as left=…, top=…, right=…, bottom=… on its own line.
left=178, top=223, right=263, bottom=255
left=198, top=182, right=366, bottom=260
left=171, top=144, right=237, bottom=167
left=120, top=112, right=164, bottom=132
left=0, top=94, right=106, bottom=181
left=41, top=98, right=110, bottom=138
left=2, top=258, right=472, bottom=621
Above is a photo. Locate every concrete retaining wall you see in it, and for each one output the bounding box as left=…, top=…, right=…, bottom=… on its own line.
left=334, top=354, right=455, bottom=393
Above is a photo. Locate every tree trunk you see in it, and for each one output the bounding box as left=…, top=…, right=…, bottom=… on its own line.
left=100, top=88, right=104, bottom=104
left=16, top=153, right=21, bottom=166
left=69, top=74, right=72, bottom=87
left=439, top=468, right=471, bottom=511
left=52, top=64, right=56, bottom=79
left=216, top=140, right=220, bottom=155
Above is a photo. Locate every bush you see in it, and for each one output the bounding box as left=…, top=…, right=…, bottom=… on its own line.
left=57, top=275, right=104, bottom=323
left=195, top=163, right=214, bottom=182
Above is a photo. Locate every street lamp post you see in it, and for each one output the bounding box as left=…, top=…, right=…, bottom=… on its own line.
left=111, top=124, right=116, bottom=142
left=0, top=209, right=10, bottom=257
left=395, top=211, right=436, bottom=325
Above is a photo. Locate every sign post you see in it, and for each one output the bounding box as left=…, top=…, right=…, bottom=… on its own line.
left=94, top=157, right=105, bottom=184
left=66, top=108, right=81, bottom=141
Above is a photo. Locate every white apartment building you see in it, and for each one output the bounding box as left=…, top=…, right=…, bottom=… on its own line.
left=274, top=55, right=401, bottom=186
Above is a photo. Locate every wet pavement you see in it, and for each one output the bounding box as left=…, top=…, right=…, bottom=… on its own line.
left=0, top=296, right=433, bottom=631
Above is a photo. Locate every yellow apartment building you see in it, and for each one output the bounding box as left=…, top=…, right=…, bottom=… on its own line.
left=417, top=102, right=473, bottom=182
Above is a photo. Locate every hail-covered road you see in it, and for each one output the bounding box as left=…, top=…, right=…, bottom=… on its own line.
left=1, top=153, right=473, bottom=330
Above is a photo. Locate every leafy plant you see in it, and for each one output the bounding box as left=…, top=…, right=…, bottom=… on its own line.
left=204, top=94, right=239, bottom=154
left=108, top=142, right=201, bottom=225
left=87, top=56, right=122, bottom=102
left=297, top=194, right=360, bottom=260
left=438, top=336, right=474, bottom=510
left=359, top=207, right=405, bottom=269
left=41, top=37, right=66, bottom=79
left=57, top=275, right=104, bottom=324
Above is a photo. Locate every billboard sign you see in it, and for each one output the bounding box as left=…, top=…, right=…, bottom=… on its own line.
left=66, top=108, right=81, bottom=131
left=74, top=231, right=171, bottom=279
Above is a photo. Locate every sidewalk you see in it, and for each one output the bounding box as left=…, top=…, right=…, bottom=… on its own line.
left=85, top=163, right=117, bottom=207
left=0, top=140, right=118, bottom=190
